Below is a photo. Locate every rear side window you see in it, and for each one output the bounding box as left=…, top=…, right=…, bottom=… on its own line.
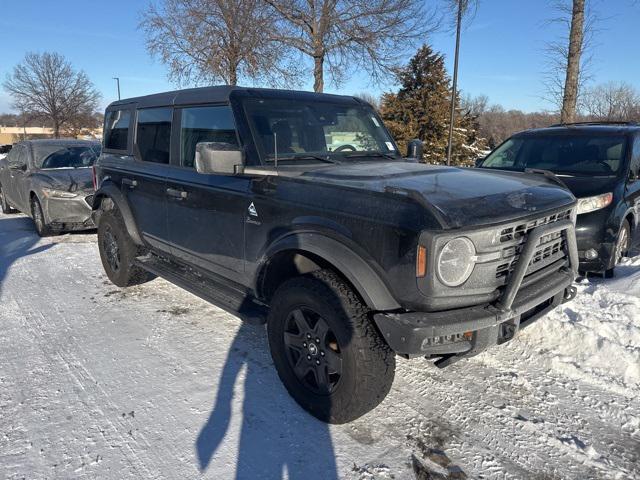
left=104, top=109, right=131, bottom=151
left=136, top=108, right=172, bottom=164
left=180, top=106, right=238, bottom=168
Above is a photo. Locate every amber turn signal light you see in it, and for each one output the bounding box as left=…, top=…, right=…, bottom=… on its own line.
left=416, top=245, right=427, bottom=278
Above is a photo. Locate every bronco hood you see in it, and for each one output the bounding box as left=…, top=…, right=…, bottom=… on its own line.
left=301, top=161, right=576, bottom=228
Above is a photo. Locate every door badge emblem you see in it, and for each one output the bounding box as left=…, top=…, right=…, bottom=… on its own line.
left=248, top=202, right=258, bottom=217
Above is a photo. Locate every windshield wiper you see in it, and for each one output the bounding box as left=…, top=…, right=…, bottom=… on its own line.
left=343, top=151, right=398, bottom=160
left=266, top=154, right=339, bottom=164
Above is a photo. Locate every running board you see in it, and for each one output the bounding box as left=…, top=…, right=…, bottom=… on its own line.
left=134, top=255, right=267, bottom=325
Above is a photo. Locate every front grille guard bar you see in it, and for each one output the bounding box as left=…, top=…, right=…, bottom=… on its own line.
left=498, top=219, right=578, bottom=311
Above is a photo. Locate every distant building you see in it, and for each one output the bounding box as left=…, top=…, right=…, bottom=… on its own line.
left=0, top=126, right=101, bottom=145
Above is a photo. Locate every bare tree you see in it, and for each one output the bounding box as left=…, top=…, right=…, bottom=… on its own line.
left=354, top=92, right=381, bottom=110
left=3, top=52, right=100, bottom=138
left=581, top=82, right=640, bottom=121
left=543, top=0, right=597, bottom=121
left=141, top=0, right=300, bottom=87
left=264, top=0, right=439, bottom=92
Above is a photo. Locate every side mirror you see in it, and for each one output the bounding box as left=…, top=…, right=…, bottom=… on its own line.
left=474, top=157, right=486, bottom=168
left=406, top=139, right=423, bottom=161
left=9, top=163, right=26, bottom=171
left=195, top=142, right=243, bottom=175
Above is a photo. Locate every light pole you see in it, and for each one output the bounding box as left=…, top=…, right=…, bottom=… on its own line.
left=446, top=0, right=463, bottom=166
left=112, top=77, right=121, bottom=100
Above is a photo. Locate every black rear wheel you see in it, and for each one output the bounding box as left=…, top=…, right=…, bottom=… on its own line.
left=0, top=185, right=17, bottom=214
left=267, top=270, right=395, bottom=424
left=97, top=208, right=154, bottom=287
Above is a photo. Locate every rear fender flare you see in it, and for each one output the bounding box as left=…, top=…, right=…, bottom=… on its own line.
left=92, top=182, right=144, bottom=246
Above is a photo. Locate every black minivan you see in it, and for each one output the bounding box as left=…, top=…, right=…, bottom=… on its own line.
left=477, top=122, right=640, bottom=276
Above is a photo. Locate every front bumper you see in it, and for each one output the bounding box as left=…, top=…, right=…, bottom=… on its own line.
left=43, top=194, right=95, bottom=231
left=374, top=219, right=579, bottom=363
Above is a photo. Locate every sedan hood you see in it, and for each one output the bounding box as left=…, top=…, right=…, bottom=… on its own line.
left=34, top=168, right=94, bottom=193
left=301, top=162, right=576, bottom=228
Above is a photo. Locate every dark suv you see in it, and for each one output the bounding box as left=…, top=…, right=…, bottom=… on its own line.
left=477, top=123, right=640, bottom=276
left=92, top=86, right=578, bottom=423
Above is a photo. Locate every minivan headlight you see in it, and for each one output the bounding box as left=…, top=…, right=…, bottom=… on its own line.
left=576, top=192, right=613, bottom=215
left=436, top=237, right=476, bottom=287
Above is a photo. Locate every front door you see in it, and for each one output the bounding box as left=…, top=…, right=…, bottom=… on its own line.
left=626, top=135, right=640, bottom=228
left=166, top=105, right=248, bottom=282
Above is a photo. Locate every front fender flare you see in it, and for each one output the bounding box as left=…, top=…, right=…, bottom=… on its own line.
left=92, top=182, right=144, bottom=246
left=260, top=232, right=401, bottom=311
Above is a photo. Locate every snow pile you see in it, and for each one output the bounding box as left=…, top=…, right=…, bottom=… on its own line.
left=0, top=153, right=7, bottom=160
left=517, top=256, right=640, bottom=393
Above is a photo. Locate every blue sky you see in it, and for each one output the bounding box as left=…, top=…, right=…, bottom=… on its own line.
left=0, top=0, right=638, bottom=114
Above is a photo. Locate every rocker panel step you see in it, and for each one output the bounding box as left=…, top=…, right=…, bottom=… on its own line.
left=135, top=255, right=267, bottom=325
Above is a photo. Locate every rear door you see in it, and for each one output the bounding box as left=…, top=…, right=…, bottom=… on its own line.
left=103, top=107, right=173, bottom=253
left=6, top=144, right=30, bottom=212
left=165, top=104, right=249, bottom=282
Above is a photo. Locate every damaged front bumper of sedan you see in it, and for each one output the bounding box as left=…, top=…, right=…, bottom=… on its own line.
left=42, top=191, right=95, bottom=231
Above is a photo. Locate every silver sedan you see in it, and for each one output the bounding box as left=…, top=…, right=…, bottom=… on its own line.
left=0, top=139, right=100, bottom=236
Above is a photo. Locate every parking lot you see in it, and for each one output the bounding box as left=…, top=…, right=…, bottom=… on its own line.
left=0, top=212, right=638, bottom=479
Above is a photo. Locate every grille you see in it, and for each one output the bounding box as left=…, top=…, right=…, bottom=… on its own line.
left=495, top=209, right=572, bottom=279
left=84, top=195, right=94, bottom=207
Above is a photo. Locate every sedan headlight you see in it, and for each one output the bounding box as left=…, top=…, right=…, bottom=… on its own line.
left=576, top=192, right=613, bottom=215
left=436, top=237, right=476, bottom=287
left=41, top=188, right=78, bottom=199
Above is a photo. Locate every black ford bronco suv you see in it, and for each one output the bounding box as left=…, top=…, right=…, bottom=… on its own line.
left=92, top=86, right=579, bottom=423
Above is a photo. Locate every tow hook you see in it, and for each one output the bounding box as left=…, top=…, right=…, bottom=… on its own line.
left=563, top=285, right=578, bottom=303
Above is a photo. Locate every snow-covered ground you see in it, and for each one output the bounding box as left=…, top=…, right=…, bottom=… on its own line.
left=0, top=212, right=638, bottom=480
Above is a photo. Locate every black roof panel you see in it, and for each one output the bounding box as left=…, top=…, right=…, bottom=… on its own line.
left=106, top=85, right=361, bottom=110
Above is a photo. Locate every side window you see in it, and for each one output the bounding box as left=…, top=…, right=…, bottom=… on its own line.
left=136, top=108, right=172, bottom=164
left=631, top=136, right=640, bottom=179
left=104, top=109, right=131, bottom=151
left=180, top=106, right=238, bottom=168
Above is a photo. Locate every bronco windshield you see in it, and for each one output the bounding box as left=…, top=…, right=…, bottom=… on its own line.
left=482, top=134, right=628, bottom=176
left=34, top=144, right=101, bottom=169
left=243, top=98, right=400, bottom=164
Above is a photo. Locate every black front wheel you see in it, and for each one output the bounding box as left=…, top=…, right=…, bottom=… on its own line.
left=267, top=270, right=396, bottom=424
left=31, top=197, right=53, bottom=237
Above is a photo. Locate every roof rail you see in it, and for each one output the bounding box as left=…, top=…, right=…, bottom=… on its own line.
left=549, top=120, right=639, bottom=127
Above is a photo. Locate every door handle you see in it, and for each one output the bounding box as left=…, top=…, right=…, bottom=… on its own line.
left=122, top=178, right=138, bottom=188
left=166, top=188, right=188, bottom=200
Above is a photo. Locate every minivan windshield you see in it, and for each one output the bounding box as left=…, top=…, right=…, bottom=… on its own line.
left=243, top=98, right=400, bottom=164
left=482, top=134, right=627, bottom=176
left=34, top=144, right=101, bottom=169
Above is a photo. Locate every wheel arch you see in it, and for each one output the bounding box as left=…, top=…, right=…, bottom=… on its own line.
left=92, top=182, right=144, bottom=245
left=255, top=232, right=401, bottom=312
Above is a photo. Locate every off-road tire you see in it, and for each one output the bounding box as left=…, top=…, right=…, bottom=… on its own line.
left=0, top=184, right=17, bottom=214
left=605, top=219, right=631, bottom=279
left=31, top=196, right=53, bottom=237
left=98, top=208, right=154, bottom=287
left=267, top=269, right=396, bottom=424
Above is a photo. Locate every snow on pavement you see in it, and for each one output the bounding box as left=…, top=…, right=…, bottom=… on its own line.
left=0, top=213, right=638, bottom=479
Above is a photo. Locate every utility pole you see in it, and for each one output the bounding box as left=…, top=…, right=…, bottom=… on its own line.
left=112, top=77, right=121, bottom=100
left=446, top=0, right=463, bottom=166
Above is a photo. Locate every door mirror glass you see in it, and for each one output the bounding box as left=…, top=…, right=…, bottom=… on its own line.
left=195, top=142, right=243, bottom=175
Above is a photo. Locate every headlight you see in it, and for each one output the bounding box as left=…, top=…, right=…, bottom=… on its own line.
left=41, top=188, right=78, bottom=199
left=436, top=237, right=476, bottom=287
left=576, top=192, right=613, bottom=215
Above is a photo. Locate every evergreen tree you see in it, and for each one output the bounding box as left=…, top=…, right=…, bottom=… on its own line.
left=380, top=44, right=487, bottom=165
